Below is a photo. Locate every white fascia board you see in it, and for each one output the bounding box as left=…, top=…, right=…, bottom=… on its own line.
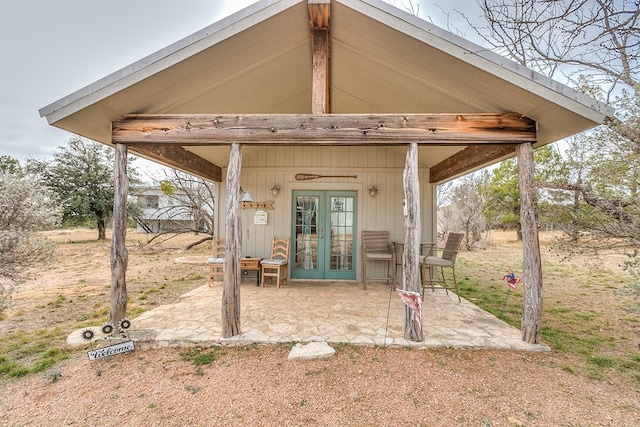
left=338, top=0, right=615, bottom=123
left=39, top=0, right=301, bottom=124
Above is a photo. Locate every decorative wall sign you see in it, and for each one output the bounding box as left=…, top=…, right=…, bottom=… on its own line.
left=87, top=341, right=135, bottom=360
left=241, top=200, right=275, bottom=210
left=254, top=209, right=268, bottom=225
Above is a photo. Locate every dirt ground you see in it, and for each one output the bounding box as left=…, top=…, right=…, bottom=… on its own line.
left=2, top=345, right=639, bottom=426
left=1, top=229, right=639, bottom=426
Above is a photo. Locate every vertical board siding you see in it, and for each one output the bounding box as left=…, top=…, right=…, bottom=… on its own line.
left=219, top=146, right=434, bottom=279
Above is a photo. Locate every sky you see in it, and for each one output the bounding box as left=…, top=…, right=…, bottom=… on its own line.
left=0, top=0, right=480, bottom=174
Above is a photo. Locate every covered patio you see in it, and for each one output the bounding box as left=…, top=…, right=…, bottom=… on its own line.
left=101, top=281, right=548, bottom=351
left=43, top=0, right=613, bottom=345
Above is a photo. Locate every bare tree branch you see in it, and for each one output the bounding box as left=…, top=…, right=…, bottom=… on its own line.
left=471, top=0, right=639, bottom=97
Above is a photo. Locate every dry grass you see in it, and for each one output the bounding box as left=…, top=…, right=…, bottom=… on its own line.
left=1, top=229, right=209, bottom=377
left=456, top=230, right=640, bottom=381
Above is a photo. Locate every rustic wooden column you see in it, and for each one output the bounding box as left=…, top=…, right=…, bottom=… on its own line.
left=222, top=143, right=242, bottom=337
left=516, top=142, right=543, bottom=343
left=109, top=143, right=129, bottom=326
left=403, top=142, right=423, bottom=341
left=309, top=0, right=331, bottom=114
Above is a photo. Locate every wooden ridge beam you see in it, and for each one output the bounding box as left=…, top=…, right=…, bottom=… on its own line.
left=113, top=113, right=536, bottom=146
left=308, top=0, right=330, bottom=30
left=128, top=145, right=222, bottom=182
left=429, top=144, right=516, bottom=183
left=309, top=0, right=331, bottom=114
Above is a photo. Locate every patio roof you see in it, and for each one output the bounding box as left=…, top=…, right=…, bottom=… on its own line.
left=39, top=0, right=613, bottom=176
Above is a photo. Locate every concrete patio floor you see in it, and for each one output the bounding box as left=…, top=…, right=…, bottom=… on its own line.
left=114, top=280, right=549, bottom=352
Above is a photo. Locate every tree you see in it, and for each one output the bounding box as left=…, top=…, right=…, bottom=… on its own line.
left=28, top=137, right=139, bottom=240
left=482, top=157, right=521, bottom=235
left=386, top=0, right=420, bottom=16
left=136, top=169, right=216, bottom=248
left=436, top=180, right=455, bottom=237
left=473, top=0, right=638, bottom=95
left=0, top=161, right=61, bottom=315
left=479, top=145, right=563, bottom=240
left=158, top=170, right=216, bottom=236
left=444, top=171, right=490, bottom=249
left=544, top=89, right=640, bottom=263
left=0, top=155, right=22, bottom=175
left=471, top=0, right=639, bottom=309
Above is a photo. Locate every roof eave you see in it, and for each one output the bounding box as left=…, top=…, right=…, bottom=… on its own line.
left=39, top=0, right=301, bottom=124
left=339, top=0, right=614, bottom=123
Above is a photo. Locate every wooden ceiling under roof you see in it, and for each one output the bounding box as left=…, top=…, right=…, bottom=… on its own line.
left=113, top=1, right=535, bottom=183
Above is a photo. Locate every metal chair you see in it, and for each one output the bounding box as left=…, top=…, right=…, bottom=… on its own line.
left=260, top=237, right=290, bottom=288
left=420, top=232, right=464, bottom=302
left=361, top=230, right=396, bottom=290
left=205, top=238, right=226, bottom=286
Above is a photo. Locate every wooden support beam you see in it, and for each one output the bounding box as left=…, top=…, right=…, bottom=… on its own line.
left=222, top=143, right=242, bottom=338
left=429, top=144, right=516, bottom=183
left=308, top=0, right=331, bottom=114
left=308, top=0, right=330, bottom=30
left=109, top=144, right=129, bottom=327
left=311, top=29, right=330, bottom=114
left=403, top=142, right=423, bottom=341
left=128, top=145, right=222, bottom=182
left=113, top=113, right=536, bottom=145
left=516, top=142, right=543, bottom=344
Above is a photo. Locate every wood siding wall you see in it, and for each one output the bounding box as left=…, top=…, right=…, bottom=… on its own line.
left=215, top=146, right=434, bottom=280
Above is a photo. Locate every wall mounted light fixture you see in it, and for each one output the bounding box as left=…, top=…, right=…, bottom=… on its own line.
left=240, top=187, right=275, bottom=210
left=240, top=187, right=254, bottom=202
left=368, top=185, right=378, bottom=197
left=271, top=184, right=281, bottom=196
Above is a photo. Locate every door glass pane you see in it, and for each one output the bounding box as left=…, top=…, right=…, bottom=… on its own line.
left=295, top=196, right=319, bottom=270
left=329, top=196, right=354, bottom=271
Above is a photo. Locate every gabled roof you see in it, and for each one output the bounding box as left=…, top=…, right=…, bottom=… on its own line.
left=39, top=0, right=613, bottom=175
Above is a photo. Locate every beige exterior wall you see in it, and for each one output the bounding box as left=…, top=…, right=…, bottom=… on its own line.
left=215, top=145, right=435, bottom=280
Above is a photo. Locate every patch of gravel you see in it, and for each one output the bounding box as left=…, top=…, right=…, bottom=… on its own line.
left=1, top=345, right=638, bottom=426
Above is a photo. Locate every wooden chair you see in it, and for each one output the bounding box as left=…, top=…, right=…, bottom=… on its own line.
left=361, top=230, right=396, bottom=290
left=260, top=237, right=290, bottom=288
left=205, top=238, right=225, bottom=286
left=420, top=232, right=464, bottom=302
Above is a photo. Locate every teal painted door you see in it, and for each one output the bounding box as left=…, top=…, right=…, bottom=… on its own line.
left=291, top=191, right=357, bottom=280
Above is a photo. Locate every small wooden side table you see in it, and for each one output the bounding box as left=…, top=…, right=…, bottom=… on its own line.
left=241, top=257, right=263, bottom=285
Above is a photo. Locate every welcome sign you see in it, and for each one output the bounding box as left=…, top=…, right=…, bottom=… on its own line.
left=87, top=341, right=135, bottom=360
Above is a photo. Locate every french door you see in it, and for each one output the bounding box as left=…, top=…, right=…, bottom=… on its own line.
left=291, top=190, right=357, bottom=280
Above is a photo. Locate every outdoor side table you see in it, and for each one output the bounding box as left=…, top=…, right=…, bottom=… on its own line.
left=241, top=257, right=263, bottom=285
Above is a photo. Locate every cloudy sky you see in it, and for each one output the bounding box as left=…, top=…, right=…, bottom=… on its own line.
left=0, top=0, right=479, bottom=169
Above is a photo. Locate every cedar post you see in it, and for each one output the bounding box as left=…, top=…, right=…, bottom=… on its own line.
left=516, top=142, right=543, bottom=343
left=403, top=142, right=423, bottom=341
left=109, top=143, right=129, bottom=326
left=308, top=0, right=330, bottom=114
left=222, top=143, right=242, bottom=337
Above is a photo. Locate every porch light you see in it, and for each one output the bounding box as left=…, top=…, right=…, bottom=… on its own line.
left=368, top=185, right=378, bottom=197
left=240, top=187, right=254, bottom=202
left=271, top=184, right=281, bottom=196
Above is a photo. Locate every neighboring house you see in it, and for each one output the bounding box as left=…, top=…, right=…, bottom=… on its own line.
left=131, top=187, right=205, bottom=234
left=39, top=0, right=614, bottom=341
